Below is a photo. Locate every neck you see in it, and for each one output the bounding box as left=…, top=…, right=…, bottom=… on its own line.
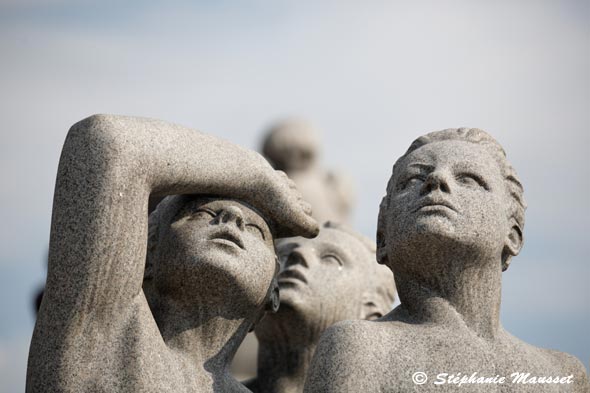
left=152, top=293, right=257, bottom=372
left=254, top=306, right=321, bottom=393
left=393, top=243, right=502, bottom=340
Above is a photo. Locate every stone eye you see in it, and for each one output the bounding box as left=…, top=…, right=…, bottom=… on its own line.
left=399, top=175, right=424, bottom=191
left=191, top=208, right=216, bottom=219
left=321, top=254, right=343, bottom=267
left=456, top=173, right=489, bottom=190
left=246, top=224, right=265, bottom=240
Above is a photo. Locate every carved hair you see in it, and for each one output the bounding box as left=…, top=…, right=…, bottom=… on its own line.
left=145, top=195, right=182, bottom=281
left=380, top=128, right=526, bottom=271
left=323, top=221, right=376, bottom=253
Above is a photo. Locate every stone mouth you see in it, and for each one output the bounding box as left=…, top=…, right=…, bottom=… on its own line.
left=412, top=198, right=457, bottom=213
left=278, top=268, right=308, bottom=285
left=208, top=228, right=245, bottom=249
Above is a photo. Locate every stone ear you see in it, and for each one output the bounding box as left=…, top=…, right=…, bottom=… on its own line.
left=502, top=220, right=523, bottom=271
left=249, top=280, right=280, bottom=333
left=142, top=254, right=157, bottom=310
left=145, top=211, right=160, bottom=281
left=376, top=199, right=388, bottom=265
left=144, top=257, right=153, bottom=281
left=269, top=284, right=280, bottom=313
left=376, top=230, right=388, bottom=265
left=265, top=278, right=280, bottom=313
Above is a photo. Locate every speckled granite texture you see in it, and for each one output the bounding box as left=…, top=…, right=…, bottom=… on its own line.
left=305, top=128, right=589, bottom=392
left=245, top=222, right=395, bottom=393
left=26, top=114, right=318, bottom=393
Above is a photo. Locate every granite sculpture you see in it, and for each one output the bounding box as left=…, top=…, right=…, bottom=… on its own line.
left=305, top=128, right=589, bottom=392
left=261, top=119, right=354, bottom=224
left=245, top=222, right=395, bottom=393
left=26, top=114, right=318, bottom=393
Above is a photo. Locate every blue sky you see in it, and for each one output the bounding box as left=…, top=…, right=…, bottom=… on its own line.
left=0, top=1, right=588, bottom=391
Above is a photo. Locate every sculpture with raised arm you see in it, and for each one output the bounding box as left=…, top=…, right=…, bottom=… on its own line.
left=26, top=114, right=318, bottom=393
left=305, top=128, right=589, bottom=392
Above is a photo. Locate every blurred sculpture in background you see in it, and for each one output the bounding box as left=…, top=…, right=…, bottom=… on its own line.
left=262, top=119, right=355, bottom=224
left=305, top=128, right=589, bottom=392
left=245, top=222, right=395, bottom=393
left=27, top=114, right=318, bottom=393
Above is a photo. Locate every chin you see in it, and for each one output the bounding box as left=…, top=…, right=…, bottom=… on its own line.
left=392, top=218, right=459, bottom=249
left=277, top=289, right=312, bottom=315
left=413, top=215, right=457, bottom=237
left=192, top=244, right=260, bottom=279
left=185, top=262, right=272, bottom=308
left=277, top=287, right=304, bottom=306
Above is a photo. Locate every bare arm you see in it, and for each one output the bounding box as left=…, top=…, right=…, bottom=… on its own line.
left=37, top=114, right=317, bottom=334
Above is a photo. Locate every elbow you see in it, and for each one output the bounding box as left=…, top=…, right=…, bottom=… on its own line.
left=68, top=114, right=127, bottom=147
left=58, top=114, right=143, bottom=183
left=63, top=114, right=136, bottom=162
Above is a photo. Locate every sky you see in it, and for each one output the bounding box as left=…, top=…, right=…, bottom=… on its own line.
left=0, top=0, right=589, bottom=391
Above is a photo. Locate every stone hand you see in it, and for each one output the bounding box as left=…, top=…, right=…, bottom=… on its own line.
left=264, top=169, right=318, bottom=239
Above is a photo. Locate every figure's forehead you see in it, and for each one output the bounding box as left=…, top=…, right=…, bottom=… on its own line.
left=400, top=140, right=502, bottom=175
left=279, top=228, right=372, bottom=261
left=319, top=227, right=359, bottom=248
left=193, top=198, right=272, bottom=231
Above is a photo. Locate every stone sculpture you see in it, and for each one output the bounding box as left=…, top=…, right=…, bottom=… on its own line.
left=244, top=222, right=395, bottom=393
left=261, top=119, right=354, bottom=224
left=305, top=128, right=589, bottom=392
left=26, top=114, right=318, bottom=393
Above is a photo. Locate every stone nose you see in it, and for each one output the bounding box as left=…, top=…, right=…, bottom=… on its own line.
left=420, top=170, right=451, bottom=195
left=283, top=248, right=312, bottom=269
left=214, top=205, right=245, bottom=230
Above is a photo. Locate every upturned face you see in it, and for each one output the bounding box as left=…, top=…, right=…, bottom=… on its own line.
left=274, top=227, right=373, bottom=323
left=154, top=198, right=276, bottom=310
left=383, top=140, right=510, bottom=271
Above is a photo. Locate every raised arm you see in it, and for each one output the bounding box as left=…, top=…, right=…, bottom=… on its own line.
left=34, top=114, right=318, bottom=338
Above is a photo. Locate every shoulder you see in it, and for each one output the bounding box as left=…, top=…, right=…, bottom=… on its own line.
left=316, top=317, right=414, bottom=353
left=317, top=319, right=379, bottom=351
left=305, top=320, right=400, bottom=392
left=529, top=348, right=590, bottom=391
left=323, top=170, right=354, bottom=196
left=502, top=332, right=589, bottom=390
left=544, top=350, right=589, bottom=389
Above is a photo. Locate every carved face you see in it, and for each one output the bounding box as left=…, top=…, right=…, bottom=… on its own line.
left=383, top=140, right=509, bottom=271
left=263, top=123, right=319, bottom=172
left=274, top=227, right=375, bottom=325
left=153, top=198, right=276, bottom=311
